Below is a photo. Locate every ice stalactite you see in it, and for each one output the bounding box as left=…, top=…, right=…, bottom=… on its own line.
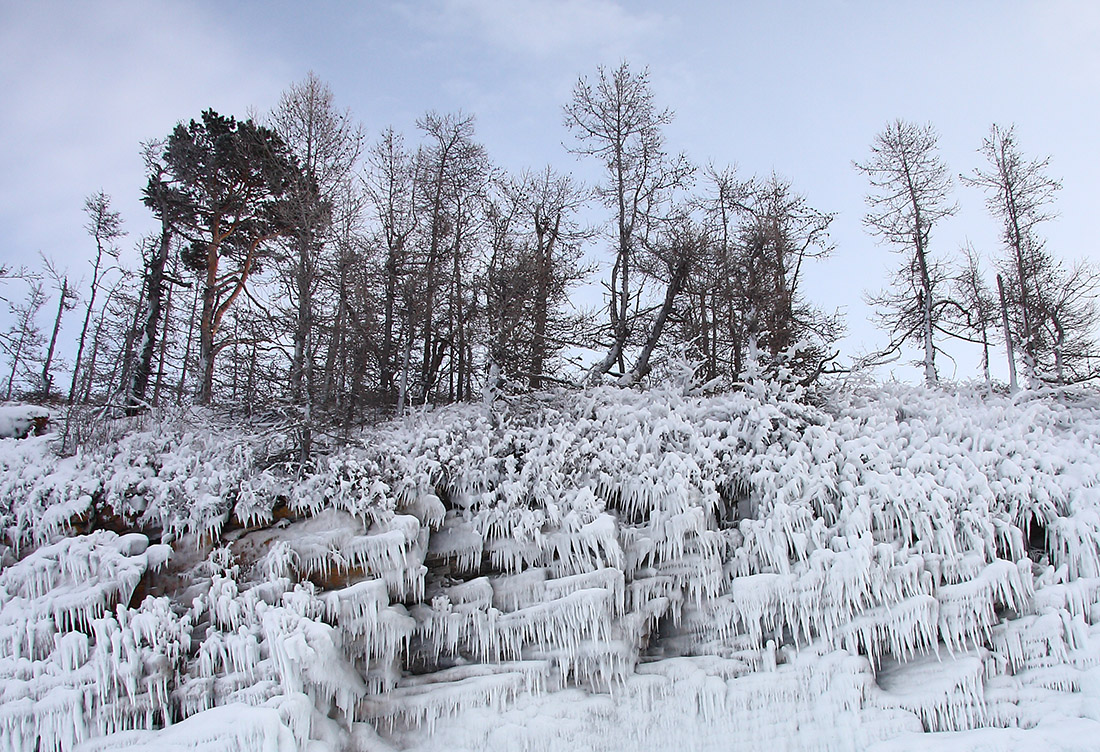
left=0, top=532, right=178, bottom=751
left=873, top=651, right=989, bottom=733
left=361, top=665, right=546, bottom=734
left=426, top=514, right=483, bottom=575
left=936, top=559, right=1032, bottom=653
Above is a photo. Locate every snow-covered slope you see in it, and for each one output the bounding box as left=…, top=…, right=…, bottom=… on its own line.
left=4, top=381, right=1100, bottom=750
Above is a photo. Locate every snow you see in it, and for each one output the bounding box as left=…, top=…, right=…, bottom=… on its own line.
left=73, top=703, right=302, bottom=752
left=0, top=405, right=50, bottom=440
left=3, top=381, right=1100, bottom=749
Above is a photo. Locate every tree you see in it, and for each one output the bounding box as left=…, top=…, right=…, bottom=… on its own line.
left=1039, top=259, right=1100, bottom=383
left=127, top=228, right=177, bottom=413
left=735, top=175, right=841, bottom=385
left=130, top=141, right=188, bottom=414
left=619, top=220, right=696, bottom=386
left=270, top=72, right=363, bottom=460
left=564, top=62, right=692, bottom=382
left=995, top=273, right=1018, bottom=391
left=963, top=124, right=1097, bottom=384
left=485, top=167, right=591, bottom=389
left=39, top=255, right=77, bottom=400
left=147, top=110, right=299, bottom=404
left=2, top=279, right=46, bottom=400
left=684, top=170, right=840, bottom=388
left=363, top=128, right=417, bottom=402
left=682, top=166, right=751, bottom=382
left=855, top=120, right=958, bottom=384
left=410, top=111, right=490, bottom=404
left=951, top=244, right=998, bottom=391
left=72, top=191, right=123, bottom=404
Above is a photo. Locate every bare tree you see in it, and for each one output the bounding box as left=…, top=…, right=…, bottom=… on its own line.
left=1040, top=259, right=1100, bottom=383
left=2, top=279, right=46, bottom=400
left=963, top=124, right=1096, bottom=384
left=270, top=72, right=363, bottom=461
left=73, top=191, right=123, bottom=404
left=737, top=174, right=840, bottom=383
left=684, top=166, right=752, bottom=382
left=951, top=244, right=997, bottom=391
left=363, top=128, right=417, bottom=402
left=855, top=120, right=958, bottom=384
left=619, top=221, right=696, bottom=386
left=411, top=111, right=490, bottom=403
left=485, top=166, right=592, bottom=389
left=564, top=62, right=692, bottom=382
left=683, top=170, right=840, bottom=388
left=39, top=255, right=77, bottom=400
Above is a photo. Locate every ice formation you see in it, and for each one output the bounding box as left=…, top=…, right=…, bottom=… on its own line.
left=3, top=381, right=1100, bottom=750
left=0, top=405, right=51, bottom=440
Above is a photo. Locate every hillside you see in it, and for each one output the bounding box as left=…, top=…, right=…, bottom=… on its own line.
left=3, top=380, right=1100, bottom=751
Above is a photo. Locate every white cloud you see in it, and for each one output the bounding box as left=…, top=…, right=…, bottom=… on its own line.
left=427, top=0, right=664, bottom=58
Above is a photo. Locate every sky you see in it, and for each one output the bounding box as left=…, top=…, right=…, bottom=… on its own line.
left=1, top=0, right=1099, bottom=384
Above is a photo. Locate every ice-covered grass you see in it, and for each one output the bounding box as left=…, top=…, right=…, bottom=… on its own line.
left=2, top=380, right=1100, bottom=750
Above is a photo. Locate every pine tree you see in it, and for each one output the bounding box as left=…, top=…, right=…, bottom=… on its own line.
left=146, top=110, right=299, bottom=404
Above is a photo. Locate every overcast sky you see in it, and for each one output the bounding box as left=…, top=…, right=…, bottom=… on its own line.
left=2, top=0, right=1098, bottom=382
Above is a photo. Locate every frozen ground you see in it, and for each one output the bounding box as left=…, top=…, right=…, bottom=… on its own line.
left=3, top=379, right=1100, bottom=750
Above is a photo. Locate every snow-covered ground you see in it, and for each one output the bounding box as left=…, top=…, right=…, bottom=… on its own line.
left=3, top=380, right=1100, bottom=750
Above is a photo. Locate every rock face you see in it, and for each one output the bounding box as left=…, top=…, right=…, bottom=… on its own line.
left=3, top=382, right=1100, bottom=751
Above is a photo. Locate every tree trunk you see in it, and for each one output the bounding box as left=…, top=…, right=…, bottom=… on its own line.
left=587, top=253, right=625, bottom=384
left=980, top=320, right=991, bottom=394
left=111, top=279, right=146, bottom=407
left=177, top=283, right=199, bottom=404
left=620, top=256, right=690, bottom=386
left=322, top=250, right=349, bottom=409
left=1006, top=194, right=1037, bottom=385
left=128, top=225, right=171, bottom=414
left=70, top=254, right=104, bottom=404
left=289, top=229, right=314, bottom=462
left=452, top=211, right=465, bottom=402
left=910, top=209, right=937, bottom=385
left=152, top=278, right=175, bottom=406
left=83, top=299, right=111, bottom=404
left=41, top=278, right=69, bottom=400
left=198, top=243, right=218, bottom=404
left=397, top=323, right=412, bottom=414
left=381, top=245, right=398, bottom=397
left=530, top=209, right=558, bottom=390
left=997, top=274, right=1018, bottom=392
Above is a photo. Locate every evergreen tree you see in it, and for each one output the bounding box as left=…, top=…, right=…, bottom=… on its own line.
left=145, top=110, right=299, bottom=404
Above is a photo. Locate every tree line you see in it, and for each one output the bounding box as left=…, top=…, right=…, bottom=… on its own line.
left=855, top=120, right=1097, bottom=388
left=1, top=64, right=1095, bottom=453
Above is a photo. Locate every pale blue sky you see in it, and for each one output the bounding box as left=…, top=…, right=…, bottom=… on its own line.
left=2, top=0, right=1098, bottom=381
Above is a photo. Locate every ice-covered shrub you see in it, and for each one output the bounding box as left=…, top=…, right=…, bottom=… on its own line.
left=2, top=380, right=1100, bottom=750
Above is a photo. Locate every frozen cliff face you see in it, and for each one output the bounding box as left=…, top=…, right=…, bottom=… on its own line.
left=3, top=381, right=1100, bottom=751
